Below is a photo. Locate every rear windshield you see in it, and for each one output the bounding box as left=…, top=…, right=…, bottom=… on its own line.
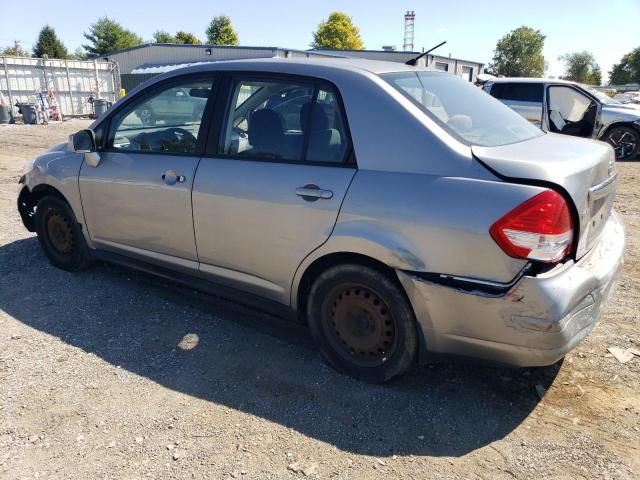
left=381, top=71, right=543, bottom=147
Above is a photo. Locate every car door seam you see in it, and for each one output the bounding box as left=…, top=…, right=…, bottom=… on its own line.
left=288, top=168, right=359, bottom=306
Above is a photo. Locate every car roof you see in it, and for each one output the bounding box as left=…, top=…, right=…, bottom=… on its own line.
left=162, top=57, right=438, bottom=76
left=489, top=77, right=576, bottom=85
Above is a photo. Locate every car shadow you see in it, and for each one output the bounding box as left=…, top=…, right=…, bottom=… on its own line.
left=0, top=237, right=558, bottom=457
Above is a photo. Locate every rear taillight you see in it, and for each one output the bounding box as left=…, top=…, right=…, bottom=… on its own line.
left=490, top=190, right=573, bottom=264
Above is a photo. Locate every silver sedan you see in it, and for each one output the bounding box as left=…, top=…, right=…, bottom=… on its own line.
left=17, top=58, right=625, bottom=383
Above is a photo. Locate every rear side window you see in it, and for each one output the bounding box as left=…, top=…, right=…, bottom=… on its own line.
left=220, top=77, right=351, bottom=164
left=490, top=83, right=543, bottom=103
left=382, top=71, right=543, bottom=147
left=108, top=78, right=213, bottom=154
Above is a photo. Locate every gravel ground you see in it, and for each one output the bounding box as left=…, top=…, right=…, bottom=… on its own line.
left=0, top=120, right=638, bottom=480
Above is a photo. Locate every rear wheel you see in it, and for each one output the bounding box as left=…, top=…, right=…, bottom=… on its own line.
left=605, top=125, right=639, bottom=160
left=35, top=195, right=93, bottom=271
left=307, top=264, right=418, bottom=383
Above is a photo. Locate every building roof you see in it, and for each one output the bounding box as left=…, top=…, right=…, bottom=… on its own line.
left=100, top=43, right=333, bottom=59
left=310, top=48, right=485, bottom=66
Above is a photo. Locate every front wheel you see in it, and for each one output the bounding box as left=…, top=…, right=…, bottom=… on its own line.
left=307, top=264, right=418, bottom=383
left=605, top=125, right=640, bottom=160
left=35, top=195, right=93, bottom=271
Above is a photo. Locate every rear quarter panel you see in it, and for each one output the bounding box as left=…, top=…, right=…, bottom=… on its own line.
left=292, top=169, right=547, bottom=307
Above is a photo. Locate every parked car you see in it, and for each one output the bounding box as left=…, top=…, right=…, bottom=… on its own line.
left=18, top=59, right=625, bottom=383
left=483, top=78, right=640, bottom=160
left=613, top=91, right=640, bottom=104
left=134, top=86, right=208, bottom=126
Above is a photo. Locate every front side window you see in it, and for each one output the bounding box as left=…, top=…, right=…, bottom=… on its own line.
left=221, top=78, right=351, bottom=163
left=108, top=78, right=213, bottom=154
left=382, top=71, right=543, bottom=147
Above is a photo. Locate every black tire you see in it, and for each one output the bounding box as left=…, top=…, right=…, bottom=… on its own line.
left=605, top=125, right=640, bottom=160
left=307, top=264, right=418, bottom=383
left=35, top=195, right=94, bottom=272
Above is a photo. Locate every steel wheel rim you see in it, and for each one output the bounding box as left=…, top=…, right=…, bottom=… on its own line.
left=140, top=109, right=153, bottom=125
left=608, top=127, right=638, bottom=159
left=45, top=208, right=74, bottom=259
left=322, top=283, right=398, bottom=368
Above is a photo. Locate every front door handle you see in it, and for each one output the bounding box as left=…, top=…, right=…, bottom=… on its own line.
left=296, top=184, right=333, bottom=201
left=162, top=170, right=186, bottom=185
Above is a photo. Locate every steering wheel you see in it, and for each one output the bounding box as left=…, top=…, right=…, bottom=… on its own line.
left=165, top=127, right=197, bottom=144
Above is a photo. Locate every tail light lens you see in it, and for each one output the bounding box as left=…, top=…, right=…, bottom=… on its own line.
left=490, top=190, right=573, bottom=263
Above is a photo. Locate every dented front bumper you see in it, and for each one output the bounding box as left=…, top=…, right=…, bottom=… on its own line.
left=397, top=211, right=625, bottom=367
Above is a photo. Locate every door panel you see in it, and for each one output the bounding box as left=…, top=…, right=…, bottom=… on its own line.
left=192, top=159, right=355, bottom=303
left=79, top=153, right=200, bottom=270
left=489, top=82, right=544, bottom=127
left=78, top=76, right=215, bottom=272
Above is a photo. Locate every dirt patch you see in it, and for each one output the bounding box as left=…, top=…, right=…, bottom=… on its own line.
left=0, top=121, right=638, bottom=479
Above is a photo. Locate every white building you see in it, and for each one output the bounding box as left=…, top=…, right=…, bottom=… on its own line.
left=100, top=43, right=484, bottom=92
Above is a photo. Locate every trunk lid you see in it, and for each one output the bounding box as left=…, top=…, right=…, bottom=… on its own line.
left=473, top=133, right=617, bottom=260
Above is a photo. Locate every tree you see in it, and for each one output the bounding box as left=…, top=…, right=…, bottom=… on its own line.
left=83, top=16, right=143, bottom=55
left=175, top=31, right=201, bottom=45
left=205, top=16, right=239, bottom=45
left=559, top=51, right=601, bottom=85
left=33, top=25, right=68, bottom=59
left=1, top=40, right=30, bottom=57
left=153, top=30, right=177, bottom=43
left=311, top=12, right=364, bottom=50
left=609, top=47, right=640, bottom=85
left=486, top=26, right=546, bottom=77
left=69, top=47, right=88, bottom=60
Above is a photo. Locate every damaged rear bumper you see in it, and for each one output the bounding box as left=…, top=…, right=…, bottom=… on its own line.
left=397, top=211, right=625, bottom=367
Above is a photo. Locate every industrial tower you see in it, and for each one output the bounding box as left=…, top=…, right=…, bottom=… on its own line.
left=403, top=11, right=415, bottom=52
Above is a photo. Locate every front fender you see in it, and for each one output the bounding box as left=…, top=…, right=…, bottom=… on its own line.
left=22, top=147, right=91, bottom=246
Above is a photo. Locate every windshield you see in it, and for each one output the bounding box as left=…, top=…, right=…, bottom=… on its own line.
left=381, top=71, right=543, bottom=147
left=583, top=85, right=621, bottom=105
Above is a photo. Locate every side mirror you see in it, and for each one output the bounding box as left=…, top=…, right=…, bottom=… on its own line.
left=68, top=129, right=101, bottom=167
left=69, top=129, right=96, bottom=153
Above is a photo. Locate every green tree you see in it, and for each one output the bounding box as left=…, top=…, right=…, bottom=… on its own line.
left=609, top=47, right=640, bottom=85
left=1, top=40, right=30, bottom=57
left=153, top=30, right=177, bottom=43
left=205, top=16, right=239, bottom=45
left=311, top=12, right=364, bottom=50
left=68, top=47, right=88, bottom=60
left=175, top=31, right=201, bottom=45
left=33, top=25, right=68, bottom=58
left=559, top=51, right=601, bottom=85
left=487, top=26, right=546, bottom=77
left=83, top=16, right=143, bottom=55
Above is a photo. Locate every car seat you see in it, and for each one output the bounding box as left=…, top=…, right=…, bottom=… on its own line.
left=300, top=103, right=342, bottom=162
left=248, top=109, right=296, bottom=159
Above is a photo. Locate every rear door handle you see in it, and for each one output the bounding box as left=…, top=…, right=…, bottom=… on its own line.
left=296, top=184, right=333, bottom=200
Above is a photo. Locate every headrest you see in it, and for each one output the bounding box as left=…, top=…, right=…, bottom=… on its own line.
left=300, top=102, right=329, bottom=131
left=249, top=109, right=284, bottom=146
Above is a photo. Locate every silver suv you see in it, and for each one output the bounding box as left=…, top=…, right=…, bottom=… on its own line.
left=484, top=78, right=640, bottom=160
left=18, top=59, right=624, bottom=382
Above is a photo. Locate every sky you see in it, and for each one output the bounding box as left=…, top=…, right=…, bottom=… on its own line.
left=1, top=0, right=638, bottom=82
